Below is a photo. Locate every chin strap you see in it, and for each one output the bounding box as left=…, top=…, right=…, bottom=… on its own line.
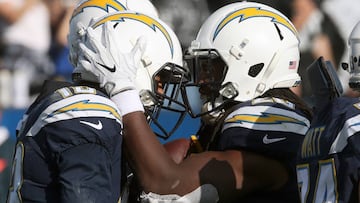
left=190, top=101, right=242, bottom=152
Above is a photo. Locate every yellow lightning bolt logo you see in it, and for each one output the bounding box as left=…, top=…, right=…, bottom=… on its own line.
left=225, top=113, right=306, bottom=126
left=50, top=100, right=121, bottom=120
left=93, top=12, right=174, bottom=57
left=213, top=6, right=298, bottom=41
left=72, top=0, right=127, bottom=19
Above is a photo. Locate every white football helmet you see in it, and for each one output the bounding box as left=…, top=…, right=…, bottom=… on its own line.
left=345, top=21, right=360, bottom=91
left=183, top=1, right=301, bottom=117
left=83, top=11, right=189, bottom=139
left=68, top=0, right=159, bottom=82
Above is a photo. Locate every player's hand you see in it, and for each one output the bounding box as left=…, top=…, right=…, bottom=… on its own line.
left=69, top=22, right=86, bottom=68
left=78, top=22, right=146, bottom=97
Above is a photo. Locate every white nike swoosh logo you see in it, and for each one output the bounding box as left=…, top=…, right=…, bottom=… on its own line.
left=263, top=134, right=286, bottom=144
left=80, top=120, right=103, bottom=130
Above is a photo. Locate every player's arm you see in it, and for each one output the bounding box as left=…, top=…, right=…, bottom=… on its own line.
left=123, top=110, right=288, bottom=202
left=163, top=138, right=191, bottom=164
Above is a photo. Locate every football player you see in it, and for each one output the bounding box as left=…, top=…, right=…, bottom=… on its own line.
left=5, top=0, right=186, bottom=202
left=80, top=2, right=312, bottom=202
left=296, top=20, right=360, bottom=203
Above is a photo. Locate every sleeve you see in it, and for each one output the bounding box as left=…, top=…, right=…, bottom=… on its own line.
left=348, top=132, right=360, bottom=157
left=57, top=143, right=114, bottom=203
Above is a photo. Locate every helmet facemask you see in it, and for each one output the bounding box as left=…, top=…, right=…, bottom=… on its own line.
left=144, top=62, right=191, bottom=139
left=346, top=21, right=360, bottom=91
left=182, top=49, right=237, bottom=118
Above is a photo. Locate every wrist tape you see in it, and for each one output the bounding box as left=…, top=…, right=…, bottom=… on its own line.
left=111, top=90, right=144, bottom=116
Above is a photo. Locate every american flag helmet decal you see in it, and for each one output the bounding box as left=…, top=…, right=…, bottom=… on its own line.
left=289, top=61, right=297, bottom=69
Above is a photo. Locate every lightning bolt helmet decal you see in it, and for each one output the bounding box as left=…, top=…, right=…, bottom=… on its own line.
left=213, top=6, right=298, bottom=41
left=92, top=12, right=174, bottom=57
left=71, top=0, right=127, bottom=19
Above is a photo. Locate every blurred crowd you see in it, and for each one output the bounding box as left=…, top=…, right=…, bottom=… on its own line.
left=0, top=0, right=359, bottom=110
left=0, top=0, right=360, bottom=202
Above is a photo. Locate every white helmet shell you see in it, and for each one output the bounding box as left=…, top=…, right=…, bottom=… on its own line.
left=85, top=10, right=183, bottom=93
left=189, top=1, right=301, bottom=102
left=84, top=11, right=187, bottom=139
left=348, top=21, right=360, bottom=90
left=68, top=0, right=159, bottom=82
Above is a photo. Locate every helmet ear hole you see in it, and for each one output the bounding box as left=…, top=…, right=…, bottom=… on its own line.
left=248, top=63, right=264, bottom=77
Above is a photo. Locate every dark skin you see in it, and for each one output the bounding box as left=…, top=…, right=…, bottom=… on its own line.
left=123, top=111, right=289, bottom=202
left=163, top=138, right=190, bottom=164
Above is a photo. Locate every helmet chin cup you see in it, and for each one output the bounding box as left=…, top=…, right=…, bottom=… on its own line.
left=205, top=98, right=225, bottom=114
left=199, top=98, right=225, bottom=125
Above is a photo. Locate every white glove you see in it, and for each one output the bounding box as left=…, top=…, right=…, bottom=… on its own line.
left=68, top=22, right=87, bottom=68
left=78, top=22, right=146, bottom=97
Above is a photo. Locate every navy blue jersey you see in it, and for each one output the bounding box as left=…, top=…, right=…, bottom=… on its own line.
left=297, top=97, right=360, bottom=203
left=217, top=97, right=310, bottom=203
left=7, top=80, right=123, bottom=203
